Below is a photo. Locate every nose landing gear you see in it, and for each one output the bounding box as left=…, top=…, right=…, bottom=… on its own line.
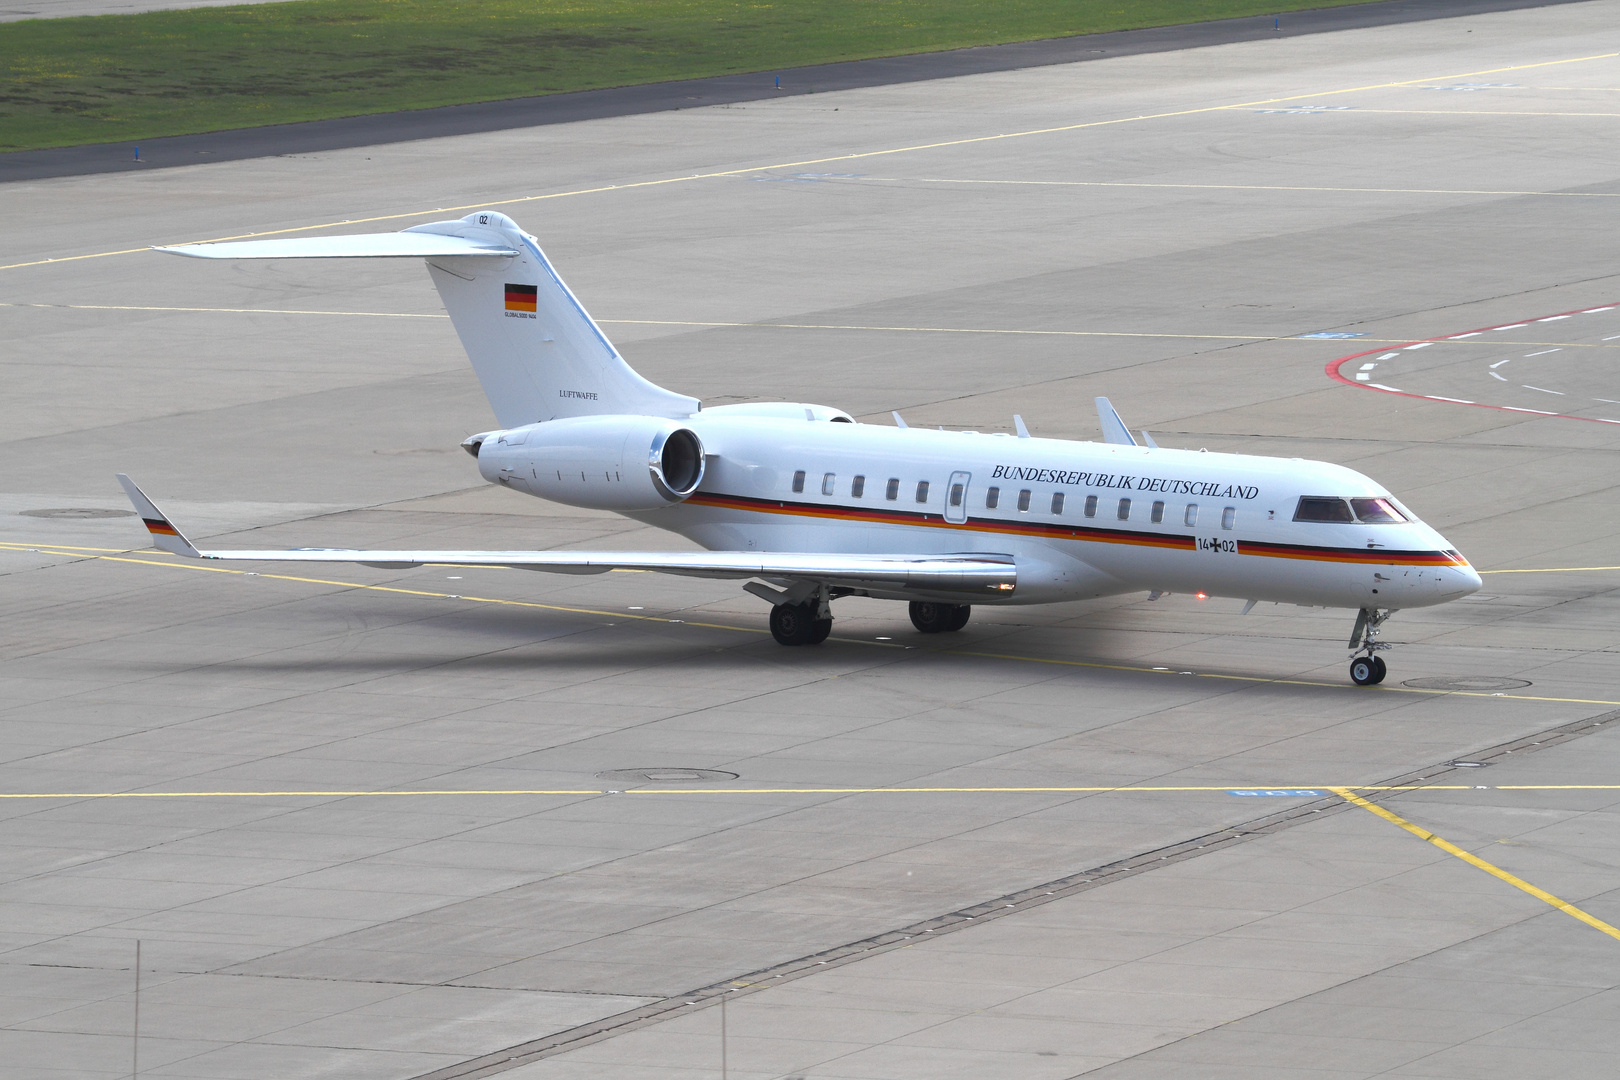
left=1348, top=607, right=1393, bottom=685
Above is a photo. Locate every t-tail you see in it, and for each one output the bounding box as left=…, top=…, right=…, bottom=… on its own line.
left=156, top=212, right=699, bottom=428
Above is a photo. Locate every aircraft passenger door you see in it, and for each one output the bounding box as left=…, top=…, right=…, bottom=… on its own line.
left=945, top=471, right=971, bottom=524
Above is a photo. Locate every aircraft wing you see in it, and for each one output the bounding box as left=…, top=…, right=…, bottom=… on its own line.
left=116, top=476, right=1016, bottom=596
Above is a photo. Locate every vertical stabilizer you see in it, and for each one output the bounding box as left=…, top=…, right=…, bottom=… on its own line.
left=408, top=214, right=698, bottom=427
left=156, top=212, right=698, bottom=428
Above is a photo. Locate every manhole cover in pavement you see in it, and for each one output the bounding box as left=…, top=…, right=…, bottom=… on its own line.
left=1401, top=676, right=1532, bottom=691
left=596, top=768, right=739, bottom=783
left=19, top=507, right=134, bottom=519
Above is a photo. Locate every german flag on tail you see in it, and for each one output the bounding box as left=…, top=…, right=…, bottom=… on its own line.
left=505, top=283, right=538, bottom=313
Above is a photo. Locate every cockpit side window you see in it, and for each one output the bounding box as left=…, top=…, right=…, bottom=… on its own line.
left=1293, top=496, right=1354, bottom=523
left=1351, top=497, right=1407, bottom=524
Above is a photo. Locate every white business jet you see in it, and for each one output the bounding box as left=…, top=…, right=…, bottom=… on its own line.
left=121, top=211, right=1480, bottom=685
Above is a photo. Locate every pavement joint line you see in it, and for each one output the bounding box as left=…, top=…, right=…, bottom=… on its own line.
left=865, top=176, right=1620, bottom=199
left=4, top=540, right=1618, bottom=706
left=405, top=706, right=1620, bottom=1079
left=5, top=784, right=1620, bottom=800
left=9, top=305, right=1617, bottom=354
left=4, top=52, right=1613, bottom=275
left=1331, top=786, right=1620, bottom=943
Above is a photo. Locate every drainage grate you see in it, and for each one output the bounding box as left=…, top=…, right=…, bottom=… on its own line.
left=595, top=768, right=739, bottom=783
left=1401, top=676, right=1532, bottom=692
left=19, top=507, right=134, bottom=519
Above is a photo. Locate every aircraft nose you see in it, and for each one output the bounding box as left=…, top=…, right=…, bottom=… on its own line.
left=1438, top=561, right=1482, bottom=599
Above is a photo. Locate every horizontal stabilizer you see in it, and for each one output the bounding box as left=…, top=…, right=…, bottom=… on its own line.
left=154, top=233, right=519, bottom=260
left=1095, top=397, right=1138, bottom=447
left=116, top=478, right=1017, bottom=597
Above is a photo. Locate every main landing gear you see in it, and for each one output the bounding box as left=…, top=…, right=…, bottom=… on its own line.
left=769, top=600, right=831, bottom=646
left=909, top=601, right=971, bottom=634
left=1348, top=607, right=1394, bottom=686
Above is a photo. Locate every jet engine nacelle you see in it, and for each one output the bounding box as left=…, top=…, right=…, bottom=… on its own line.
left=476, top=415, right=706, bottom=511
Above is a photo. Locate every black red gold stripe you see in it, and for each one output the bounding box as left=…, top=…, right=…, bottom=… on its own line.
left=683, top=491, right=1466, bottom=566
left=504, top=283, right=538, bottom=312
left=1237, top=540, right=1466, bottom=566
left=142, top=518, right=178, bottom=537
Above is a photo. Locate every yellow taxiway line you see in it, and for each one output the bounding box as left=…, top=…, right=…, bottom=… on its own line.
left=1332, top=786, right=1620, bottom=943
left=4, top=539, right=1619, bottom=707
left=2, top=52, right=1612, bottom=273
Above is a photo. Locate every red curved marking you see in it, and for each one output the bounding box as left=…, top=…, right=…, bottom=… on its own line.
left=1324, top=303, right=1620, bottom=426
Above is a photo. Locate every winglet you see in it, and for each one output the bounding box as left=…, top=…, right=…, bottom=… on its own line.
left=115, top=475, right=201, bottom=558
left=1095, top=398, right=1138, bottom=446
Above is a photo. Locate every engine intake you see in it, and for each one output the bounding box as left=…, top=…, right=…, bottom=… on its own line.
left=650, top=426, right=705, bottom=500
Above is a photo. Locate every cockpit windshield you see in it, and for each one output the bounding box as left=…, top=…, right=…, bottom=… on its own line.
left=1294, top=496, right=1409, bottom=524
left=1349, top=497, right=1406, bottom=524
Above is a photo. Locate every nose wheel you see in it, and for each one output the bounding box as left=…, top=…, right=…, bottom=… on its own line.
left=1347, top=607, right=1393, bottom=685
left=1349, top=654, right=1387, bottom=686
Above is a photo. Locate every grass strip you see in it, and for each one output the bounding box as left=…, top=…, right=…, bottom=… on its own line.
left=2, top=0, right=1374, bottom=153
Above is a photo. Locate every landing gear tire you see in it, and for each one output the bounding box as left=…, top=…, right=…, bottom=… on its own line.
left=770, top=602, right=825, bottom=646
left=910, top=601, right=970, bottom=634
left=1350, top=656, right=1378, bottom=686
left=1371, top=655, right=1387, bottom=684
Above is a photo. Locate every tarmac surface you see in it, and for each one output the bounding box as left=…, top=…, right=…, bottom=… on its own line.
left=3, top=2, right=1620, bottom=1078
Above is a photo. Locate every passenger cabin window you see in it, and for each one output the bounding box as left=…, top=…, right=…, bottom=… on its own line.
left=986, top=486, right=1000, bottom=509
left=915, top=480, right=930, bottom=503
left=1017, top=489, right=1031, bottom=512
left=1293, top=496, right=1354, bottom=523
left=1184, top=503, right=1198, bottom=527
left=1222, top=506, right=1236, bottom=530
left=1084, top=495, right=1098, bottom=518
left=821, top=472, right=836, bottom=496
left=792, top=470, right=806, bottom=494
left=1117, top=498, right=1131, bottom=521
left=1150, top=500, right=1164, bottom=524
left=851, top=475, right=865, bottom=498
left=1051, top=492, right=1064, bottom=515
left=949, top=481, right=965, bottom=508
left=885, top=478, right=900, bottom=501
left=1350, top=497, right=1407, bottom=524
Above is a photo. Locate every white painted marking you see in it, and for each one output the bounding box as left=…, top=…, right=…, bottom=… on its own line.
left=1524, top=385, right=1564, bottom=394
left=1595, top=398, right=1620, bottom=404
left=1503, top=407, right=1557, bottom=414
left=1536, top=315, right=1571, bottom=322
left=1603, top=334, right=1620, bottom=341
left=1428, top=396, right=1474, bottom=404
left=1599, top=419, right=1620, bottom=425
left=1490, top=372, right=1507, bottom=381
left=1490, top=359, right=1513, bottom=368
left=1495, top=323, right=1529, bottom=330
left=1448, top=332, right=1483, bottom=339
left=1359, top=363, right=1377, bottom=370
left=1377, top=353, right=1399, bottom=360
left=1370, top=384, right=1404, bottom=392
left=1404, top=342, right=1433, bottom=350
left=1524, top=348, right=1562, bottom=357
left=1581, top=307, right=1615, bottom=313
left=1356, top=373, right=1370, bottom=381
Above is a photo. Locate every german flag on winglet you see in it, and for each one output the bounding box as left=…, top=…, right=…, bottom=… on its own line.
left=143, top=517, right=179, bottom=537
left=504, top=283, right=538, bottom=313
